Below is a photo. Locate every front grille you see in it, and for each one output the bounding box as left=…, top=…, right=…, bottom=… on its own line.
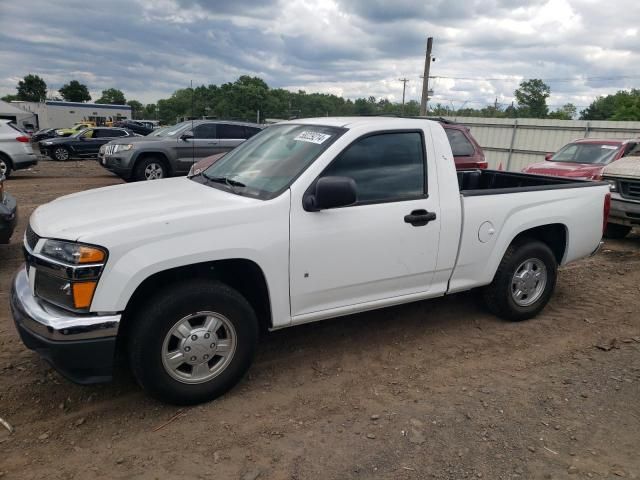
left=25, top=224, right=40, bottom=250
left=620, top=181, right=640, bottom=200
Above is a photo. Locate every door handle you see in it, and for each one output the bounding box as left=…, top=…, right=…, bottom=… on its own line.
left=404, top=209, right=437, bottom=227
left=207, top=141, right=219, bottom=145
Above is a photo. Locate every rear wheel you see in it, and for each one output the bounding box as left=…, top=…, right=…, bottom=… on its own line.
left=53, top=146, right=70, bottom=161
left=482, top=239, right=557, bottom=321
left=134, top=157, right=167, bottom=181
left=128, top=280, right=259, bottom=405
left=0, top=155, right=11, bottom=178
left=604, top=223, right=631, bottom=239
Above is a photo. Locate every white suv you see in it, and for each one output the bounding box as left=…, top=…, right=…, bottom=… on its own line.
left=0, top=119, right=38, bottom=178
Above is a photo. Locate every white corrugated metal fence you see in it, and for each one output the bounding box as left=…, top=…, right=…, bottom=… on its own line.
left=443, top=117, right=640, bottom=172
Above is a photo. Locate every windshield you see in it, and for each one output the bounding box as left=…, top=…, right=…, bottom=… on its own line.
left=71, top=128, right=91, bottom=138
left=550, top=142, right=621, bottom=165
left=199, top=124, right=344, bottom=199
left=151, top=122, right=191, bottom=137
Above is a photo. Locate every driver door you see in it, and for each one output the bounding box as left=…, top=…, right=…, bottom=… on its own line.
left=289, top=130, right=441, bottom=319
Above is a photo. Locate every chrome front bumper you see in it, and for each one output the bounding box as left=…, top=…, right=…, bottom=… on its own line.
left=11, top=266, right=120, bottom=341
left=11, top=266, right=121, bottom=384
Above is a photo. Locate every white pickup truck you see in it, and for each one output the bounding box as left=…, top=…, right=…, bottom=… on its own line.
left=11, top=117, right=610, bottom=405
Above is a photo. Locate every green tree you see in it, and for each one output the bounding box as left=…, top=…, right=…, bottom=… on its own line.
left=1, top=94, right=19, bottom=102
left=548, top=103, right=577, bottom=120
left=514, top=79, right=550, bottom=118
left=580, top=89, right=640, bottom=121
left=95, top=88, right=126, bottom=105
left=58, top=80, right=91, bottom=102
left=17, top=74, right=47, bottom=102
left=127, top=100, right=144, bottom=119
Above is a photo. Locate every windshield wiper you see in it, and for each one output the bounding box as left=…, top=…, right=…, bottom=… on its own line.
left=204, top=175, right=246, bottom=189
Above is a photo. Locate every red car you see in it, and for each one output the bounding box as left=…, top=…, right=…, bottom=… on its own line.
left=522, top=138, right=640, bottom=180
left=438, top=119, right=487, bottom=169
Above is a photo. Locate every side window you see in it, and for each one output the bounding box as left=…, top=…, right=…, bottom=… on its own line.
left=245, top=127, right=261, bottom=138
left=110, top=129, right=127, bottom=137
left=80, top=129, right=94, bottom=138
left=321, top=132, right=425, bottom=204
left=94, top=129, right=109, bottom=138
left=193, top=124, right=217, bottom=139
left=445, top=128, right=475, bottom=156
left=218, top=124, right=246, bottom=139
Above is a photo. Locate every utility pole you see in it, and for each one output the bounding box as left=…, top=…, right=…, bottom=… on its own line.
left=419, top=37, right=433, bottom=116
left=398, top=78, right=409, bottom=113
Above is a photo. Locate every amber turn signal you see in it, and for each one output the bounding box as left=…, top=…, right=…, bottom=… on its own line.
left=72, top=281, right=97, bottom=309
left=78, top=246, right=106, bottom=263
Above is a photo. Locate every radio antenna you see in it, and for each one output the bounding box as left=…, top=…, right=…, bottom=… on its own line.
left=191, top=80, right=195, bottom=169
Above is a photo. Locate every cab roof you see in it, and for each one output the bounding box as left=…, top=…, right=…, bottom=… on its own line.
left=287, top=116, right=439, bottom=129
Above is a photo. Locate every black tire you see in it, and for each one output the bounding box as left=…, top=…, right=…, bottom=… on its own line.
left=133, top=156, right=167, bottom=181
left=604, top=223, right=631, bottom=239
left=0, top=154, right=11, bottom=178
left=128, top=280, right=259, bottom=405
left=52, top=146, right=70, bottom=161
left=482, top=239, right=557, bottom=321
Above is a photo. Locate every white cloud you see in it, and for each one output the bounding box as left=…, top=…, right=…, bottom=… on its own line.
left=0, top=0, right=637, bottom=112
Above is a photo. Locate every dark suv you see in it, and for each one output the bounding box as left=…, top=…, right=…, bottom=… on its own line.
left=39, top=127, right=135, bottom=161
left=99, top=120, right=263, bottom=181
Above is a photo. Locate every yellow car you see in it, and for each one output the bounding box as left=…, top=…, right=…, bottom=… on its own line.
left=55, top=122, right=95, bottom=137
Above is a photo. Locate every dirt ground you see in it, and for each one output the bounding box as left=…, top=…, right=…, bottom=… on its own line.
left=1, top=159, right=639, bottom=480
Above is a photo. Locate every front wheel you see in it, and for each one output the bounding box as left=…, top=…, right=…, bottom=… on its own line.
left=128, top=280, right=259, bottom=405
left=482, top=239, right=557, bottom=321
left=134, top=157, right=167, bottom=181
left=53, top=146, right=70, bottom=161
left=604, top=223, right=631, bottom=239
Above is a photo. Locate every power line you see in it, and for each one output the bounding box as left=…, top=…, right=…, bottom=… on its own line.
left=429, top=74, right=640, bottom=83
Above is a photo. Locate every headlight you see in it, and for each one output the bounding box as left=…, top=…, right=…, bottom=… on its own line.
left=113, top=144, right=133, bottom=153
left=36, top=240, right=107, bottom=310
left=607, top=180, right=617, bottom=192
left=41, top=239, right=106, bottom=264
left=43, top=141, right=52, bottom=145
left=55, top=130, right=64, bottom=135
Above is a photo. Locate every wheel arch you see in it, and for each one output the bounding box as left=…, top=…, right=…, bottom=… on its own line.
left=0, top=150, right=12, bottom=170
left=508, top=223, right=568, bottom=264
left=132, top=151, right=173, bottom=176
left=119, top=258, right=273, bottom=340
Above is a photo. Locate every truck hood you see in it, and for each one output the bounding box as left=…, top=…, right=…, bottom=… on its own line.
left=29, top=177, right=261, bottom=242
left=602, top=157, right=640, bottom=179
left=522, top=161, right=605, bottom=180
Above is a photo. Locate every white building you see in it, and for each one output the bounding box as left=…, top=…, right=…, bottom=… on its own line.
left=10, top=100, right=131, bottom=130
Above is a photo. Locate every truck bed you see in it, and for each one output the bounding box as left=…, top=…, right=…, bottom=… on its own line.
left=457, top=169, right=605, bottom=195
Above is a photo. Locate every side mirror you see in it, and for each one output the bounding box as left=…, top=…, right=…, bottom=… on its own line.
left=544, top=153, right=553, bottom=161
left=303, top=176, right=357, bottom=211
left=180, top=132, right=194, bottom=142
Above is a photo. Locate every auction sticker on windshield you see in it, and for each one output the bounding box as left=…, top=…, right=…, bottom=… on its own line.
left=294, top=131, right=332, bottom=144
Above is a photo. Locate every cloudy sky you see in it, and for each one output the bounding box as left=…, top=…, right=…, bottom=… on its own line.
left=0, top=0, right=638, bottom=112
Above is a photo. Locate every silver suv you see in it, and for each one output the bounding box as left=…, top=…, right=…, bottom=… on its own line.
left=99, top=120, right=262, bottom=181
left=0, top=120, right=38, bottom=178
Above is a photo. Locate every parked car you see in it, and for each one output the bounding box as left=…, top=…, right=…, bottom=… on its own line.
left=31, top=127, right=60, bottom=143
left=55, top=122, right=95, bottom=137
left=0, top=120, right=38, bottom=177
left=601, top=144, right=640, bottom=238
left=99, top=120, right=263, bottom=181
left=12, top=117, right=609, bottom=405
left=40, top=127, right=135, bottom=161
left=430, top=118, right=487, bottom=169
left=0, top=174, right=17, bottom=243
left=187, top=152, right=227, bottom=177
left=113, top=120, right=154, bottom=136
left=522, top=138, right=640, bottom=180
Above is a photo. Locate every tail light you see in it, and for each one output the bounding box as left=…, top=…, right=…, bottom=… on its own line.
left=603, top=192, right=611, bottom=235
left=15, top=135, right=30, bottom=143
